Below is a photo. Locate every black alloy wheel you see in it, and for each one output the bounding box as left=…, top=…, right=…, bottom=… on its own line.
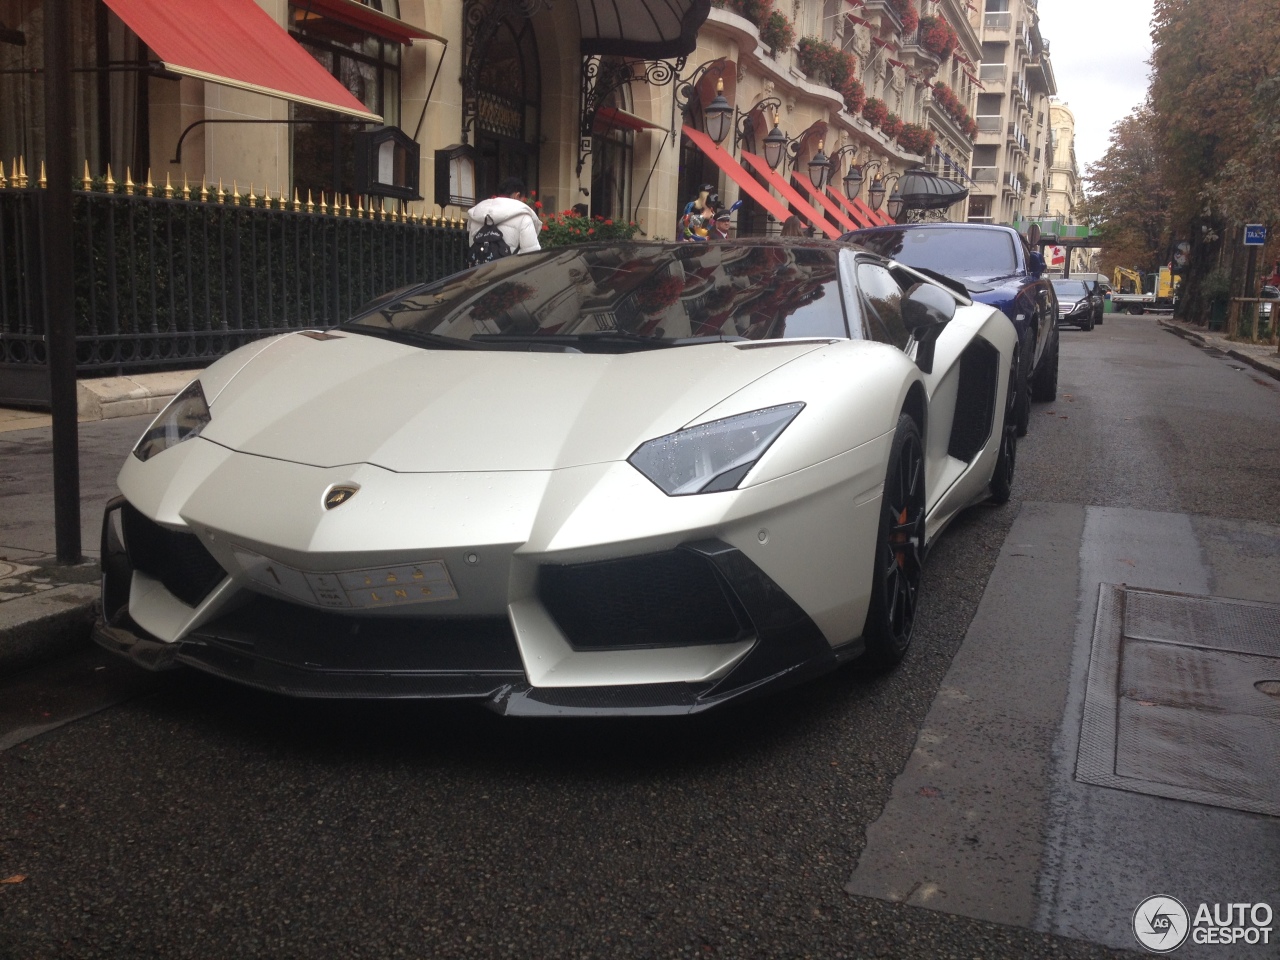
left=990, top=347, right=1018, bottom=504
left=863, top=413, right=926, bottom=668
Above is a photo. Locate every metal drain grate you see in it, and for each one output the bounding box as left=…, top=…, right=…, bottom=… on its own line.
left=1077, top=585, right=1280, bottom=816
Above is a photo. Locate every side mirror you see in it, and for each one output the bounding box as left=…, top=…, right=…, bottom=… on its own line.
left=902, top=282, right=955, bottom=374
left=1028, top=251, right=1046, bottom=278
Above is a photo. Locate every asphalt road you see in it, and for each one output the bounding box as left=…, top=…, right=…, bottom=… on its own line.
left=1, top=317, right=1276, bottom=959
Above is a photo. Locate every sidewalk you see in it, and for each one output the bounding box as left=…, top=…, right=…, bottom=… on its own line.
left=0, top=374, right=194, bottom=676
left=1156, top=315, right=1280, bottom=381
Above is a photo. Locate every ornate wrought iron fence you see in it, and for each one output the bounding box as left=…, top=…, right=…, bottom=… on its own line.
left=0, top=175, right=468, bottom=407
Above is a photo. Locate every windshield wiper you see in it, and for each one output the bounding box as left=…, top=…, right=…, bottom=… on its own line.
left=341, top=325, right=491, bottom=350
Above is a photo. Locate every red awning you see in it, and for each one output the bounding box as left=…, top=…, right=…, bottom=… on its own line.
left=104, top=0, right=379, bottom=120
left=850, top=193, right=893, bottom=226
left=738, top=150, right=841, bottom=239
left=826, top=188, right=876, bottom=229
left=595, top=106, right=668, bottom=134
left=681, top=126, right=794, bottom=225
left=293, top=0, right=446, bottom=45
left=790, top=174, right=858, bottom=232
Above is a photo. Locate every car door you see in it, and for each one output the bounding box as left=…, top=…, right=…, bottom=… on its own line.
left=1018, top=236, right=1055, bottom=369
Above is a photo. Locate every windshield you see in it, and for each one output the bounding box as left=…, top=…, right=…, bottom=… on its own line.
left=344, top=242, right=848, bottom=349
left=1052, top=279, right=1091, bottom=299
left=847, top=227, right=1019, bottom=279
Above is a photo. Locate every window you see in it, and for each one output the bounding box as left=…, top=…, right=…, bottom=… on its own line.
left=0, top=1, right=146, bottom=178
left=856, top=262, right=909, bottom=349
left=470, top=14, right=540, bottom=201
left=289, top=3, right=402, bottom=202
left=589, top=59, right=634, bottom=223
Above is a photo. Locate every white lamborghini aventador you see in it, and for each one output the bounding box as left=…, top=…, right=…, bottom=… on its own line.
left=94, top=239, right=1019, bottom=715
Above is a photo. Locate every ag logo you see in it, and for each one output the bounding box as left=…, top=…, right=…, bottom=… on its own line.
left=323, top=485, right=359, bottom=510
left=1134, top=895, right=1190, bottom=953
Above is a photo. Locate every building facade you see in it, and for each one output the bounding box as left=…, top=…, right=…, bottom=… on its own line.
left=1044, top=99, right=1091, bottom=272
left=964, top=0, right=1055, bottom=225
left=0, top=0, right=995, bottom=239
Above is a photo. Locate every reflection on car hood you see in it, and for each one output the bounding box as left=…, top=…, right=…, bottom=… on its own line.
left=199, top=331, right=824, bottom=472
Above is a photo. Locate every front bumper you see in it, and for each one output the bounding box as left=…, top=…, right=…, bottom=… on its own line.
left=94, top=499, right=861, bottom=716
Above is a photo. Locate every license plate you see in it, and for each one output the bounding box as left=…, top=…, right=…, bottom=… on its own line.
left=232, top=548, right=458, bottom=609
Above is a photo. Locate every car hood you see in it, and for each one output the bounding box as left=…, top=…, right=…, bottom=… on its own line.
left=200, top=331, right=823, bottom=472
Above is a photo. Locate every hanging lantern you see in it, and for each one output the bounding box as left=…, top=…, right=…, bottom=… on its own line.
left=763, top=113, right=787, bottom=171
left=807, top=140, right=830, bottom=190
left=843, top=162, right=864, bottom=201
left=704, top=79, right=734, bottom=146
left=868, top=174, right=886, bottom=211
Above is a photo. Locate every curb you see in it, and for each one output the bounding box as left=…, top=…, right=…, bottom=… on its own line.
left=0, top=584, right=100, bottom=678
left=1158, top=319, right=1280, bottom=383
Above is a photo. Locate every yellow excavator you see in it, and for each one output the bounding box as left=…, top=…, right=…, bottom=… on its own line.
left=1110, top=266, right=1177, bottom=314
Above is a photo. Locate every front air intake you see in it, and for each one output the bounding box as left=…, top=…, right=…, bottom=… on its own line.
left=538, top=549, right=750, bottom=650
left=121, top=501, right=226, bottom=607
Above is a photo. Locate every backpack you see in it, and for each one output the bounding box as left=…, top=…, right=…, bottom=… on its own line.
left=469, top=215, right=512, bottom=266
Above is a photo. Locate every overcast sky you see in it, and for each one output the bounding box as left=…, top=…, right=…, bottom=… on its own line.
left=1036, top=0, right=1154, bottom=183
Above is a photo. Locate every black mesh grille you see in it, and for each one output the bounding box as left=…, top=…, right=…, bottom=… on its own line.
left=121, top=501, right=226, bottom=607
left=538, top=549, right=749, bottom=650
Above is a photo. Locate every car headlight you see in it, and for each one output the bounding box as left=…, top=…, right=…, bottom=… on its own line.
left=132, top=380, right=211, bottom=462
left=628, top=403, right=804, bottom=496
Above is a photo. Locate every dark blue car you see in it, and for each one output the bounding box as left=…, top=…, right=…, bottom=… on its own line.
left=841, top=223, right=1060, bottom=435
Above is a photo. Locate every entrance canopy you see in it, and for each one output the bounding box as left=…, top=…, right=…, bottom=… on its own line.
left=104, top=0, right=380, bottom=120
left=897, top=169, right=970, bottom=212
left=578, top=0, right=711, bottom=58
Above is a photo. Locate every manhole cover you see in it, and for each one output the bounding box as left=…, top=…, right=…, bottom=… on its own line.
left=1077, top=585, right=1280, bottom=816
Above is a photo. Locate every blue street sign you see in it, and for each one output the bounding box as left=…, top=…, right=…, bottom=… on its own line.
left=1244, top=224, right=1267, bottom=245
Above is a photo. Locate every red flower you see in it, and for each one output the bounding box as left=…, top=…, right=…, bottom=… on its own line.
left=534, top=200, right=543, bottom=209
left=605, top=219, right=614, bottom=225
left=587, top=228, right=595, bottom=234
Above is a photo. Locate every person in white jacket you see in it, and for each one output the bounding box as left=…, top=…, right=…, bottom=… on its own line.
left=466, top=177, right=542, bottom=255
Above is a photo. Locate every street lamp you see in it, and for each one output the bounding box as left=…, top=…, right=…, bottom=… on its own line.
left=867, top=173, right=887, bottom=211
left=704, top=78, right=734, bottom=145
left=830, top=147, right=875, bottom=201
left=762, top=112, right=788, bottom=171
left=733, top=97, right=784, bottom=166
left=807, top=140, right=830, bottom=190
left=886, top=176, right=905, bottom=221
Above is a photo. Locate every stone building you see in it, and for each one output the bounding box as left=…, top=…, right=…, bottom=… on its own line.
left=1044, top=100, right=1091, bottom=273
left=964, top=0, right=1055, bottom=225
left=0, top=0, right=991, bottom=237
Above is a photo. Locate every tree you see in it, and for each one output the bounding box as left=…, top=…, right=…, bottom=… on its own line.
left=1081, top=107, right=1171, bottom=276
left=1148, top=0, right=1280, bottom=320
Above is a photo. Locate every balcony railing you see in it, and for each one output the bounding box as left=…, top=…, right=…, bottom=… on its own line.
left=979, top=62, right=1008, bottom=83
left=984, top=11, right=1010, bottom=30
left=971, top=166, right=999, bottom=182
left=976, top=115, right=1003, bottom=134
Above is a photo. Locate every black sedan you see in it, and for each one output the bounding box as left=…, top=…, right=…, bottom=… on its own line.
left=1051, top=278, right=1104, bottom=330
